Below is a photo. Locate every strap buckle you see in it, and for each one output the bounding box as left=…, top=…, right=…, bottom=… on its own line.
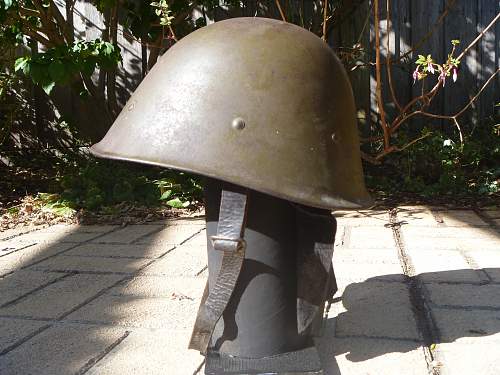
left=210, top=235, right=246, bottom=253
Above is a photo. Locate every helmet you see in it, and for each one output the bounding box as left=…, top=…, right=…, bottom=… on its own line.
left=91, top=17, right=372, bottom=209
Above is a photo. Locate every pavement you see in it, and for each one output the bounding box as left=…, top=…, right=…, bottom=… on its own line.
left=0, top=206, right=499, bottom=375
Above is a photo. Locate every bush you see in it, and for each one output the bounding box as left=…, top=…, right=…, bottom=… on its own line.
left=364, top=116, right=500, bottom=200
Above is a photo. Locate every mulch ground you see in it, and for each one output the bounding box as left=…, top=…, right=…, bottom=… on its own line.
left=0, top=195, right=204, bottom=232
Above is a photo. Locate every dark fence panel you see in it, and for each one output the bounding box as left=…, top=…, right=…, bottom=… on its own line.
left=61, top=1, right=500, bottom=136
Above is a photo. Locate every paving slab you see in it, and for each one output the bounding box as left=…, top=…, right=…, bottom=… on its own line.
left=0, top=270, right=63, bottom=306
left=91, top=225, right=164, bottom=244
left=466, top=250, right=500, bottom=282
left=333, top=247, right=401, bottom=265
left=85, top=330, right=204, bottom=375
left=437, top=210, right=489, bottom=227
left=333, top=210, right=390, bottom=226
left=396, top=206, right=440, bottom=227
left=317, top=336, right=429, bottom=375
left=340, top=226, right=396, bottom=249
left=332, top=281, right=420, bottom=340
left=431, top=308, right=500, bottom=342
left=0, top=317, right=49, bottom=354
left=0, top=226, right=38, bottom=241
left=333, top=264, right=405, bottom=289
left=425, top=283, right=500, bottom=308
left=30, top=255, right=151, bottom=274
left=406, top=250, right=481, bottom=283
left=135, top=224, right=205, bottom=245
left=0, top=273, right=123, bottom=319
left=64, top=243, right=175, bottom=259
left=0, top=323, right=127, bottom=375
left=401, top=225, right=499, bottom=240
left=65, top=277, right=205, bottom=329
left=0, top=210, right=498, bottom=374
left=112, top=275, right=206, bottom=298
left=0, top=242, right=76, bottom=270
left=7, top=224, right=117, bottom=243
left=139, top=243, right=207, bottom=277
left=435, top=341, right=500, bottom=375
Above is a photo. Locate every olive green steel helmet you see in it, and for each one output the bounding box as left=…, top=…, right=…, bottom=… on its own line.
left=91, top=17, right=372, bottom=209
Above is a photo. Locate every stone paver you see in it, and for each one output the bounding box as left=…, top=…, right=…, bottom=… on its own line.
left=0, top=323, right=127, bottom=375
left=333, top=281, right=420, bottom=340
left=431, top=308, right=500, bottom=342
left=0, top=318, right=49, bottom=354
left=0, top=242, right=76, bottom=272
left=0, top=273, right=123, bottom=319
left=139, top=243, right=207, bottom=277
left=135, top=224, right=205, bottom=245
left=85, top=330, right=205, bottom=375
left=333, top=209, right=390, bottom=226
left=65, top=277, right=205, bottom=330
left=436, top=342, right=500, bottom=375
left=0, top=270, right=63, bottom=306
left=340, top=226, right=396, bottom=249
left=30, top=255, right=151, bottom=274
left=9, top=224, right=117, bottom=243
left=0, top=209, right=498, bottom=374
left=90, top=225, right=164, bottom=244
left=64, top=242, right=175, bottom=259
left=317, top=336, right=429, bottom=375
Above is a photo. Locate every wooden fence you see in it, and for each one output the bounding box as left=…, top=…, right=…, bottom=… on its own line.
left=65, top=0, right=500, bottom=135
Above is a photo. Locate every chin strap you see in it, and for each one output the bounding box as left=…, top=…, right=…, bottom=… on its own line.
left=189, top=189, right=248, bottom=354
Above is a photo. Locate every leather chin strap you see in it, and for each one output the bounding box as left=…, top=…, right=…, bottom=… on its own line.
left=189, top=189, right=248, bottom=354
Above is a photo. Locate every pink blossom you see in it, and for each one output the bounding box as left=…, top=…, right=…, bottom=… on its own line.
left=439, top=67, right=447, bottom=86
left=412, top=68, right=419, bottom=83
left=452, top=68, right=458, bottom=82
left=428, top=64, right=435, bottom=74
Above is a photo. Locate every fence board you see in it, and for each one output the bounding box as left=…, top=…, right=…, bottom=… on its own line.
left=42, top=0, right=500, bottom=134
left=478, top=0, right=498, bottom=119
left=443, top=0, right=478, bottom=129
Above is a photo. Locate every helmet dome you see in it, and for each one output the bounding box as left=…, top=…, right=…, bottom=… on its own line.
left=91, top=17, right=372, bottom=209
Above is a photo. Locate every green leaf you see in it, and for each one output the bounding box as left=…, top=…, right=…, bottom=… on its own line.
left=166, top=197, right=188, bottom=208
left=159, top=189, right=172, bottom=200
left=48, top=60, right=65, bottom=81
left=3, top=0, right=12, bottom=10
left=41, top=81, right=55, bottom=95
left=14, top=57, right=28, bottom=72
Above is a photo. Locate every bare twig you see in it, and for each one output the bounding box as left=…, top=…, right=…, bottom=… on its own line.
left=106, top=4, right=119, bottom=116
left=48, top=0, right=73, bottom=43
left=385, top=0, right=402, bottom=111
left=23, top=28, right=54, bottom=47
left=373, top=0, right=390, bottom=149
left=322, top=0, right=328, bottom=41
left=370, top=132, right=431, bottom=161
left=275, top=0, right=287, bottom=22
left=18, top=6, right=40, bottom=18
left=397, top=0, right=457, bottom=62
left=454, top=68, right=499, bottom=118
left=457, top=12, right=500, bottom=61
left=168, top=25, right=178, bottom=42
left=453, top=118, right=464, bottom=145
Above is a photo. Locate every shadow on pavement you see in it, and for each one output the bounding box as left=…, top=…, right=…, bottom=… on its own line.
left=0, top=220, right=207, bottom=374
left=317, top=268, right=500, bottom=374
left=0, top=206, right=498, bottom=374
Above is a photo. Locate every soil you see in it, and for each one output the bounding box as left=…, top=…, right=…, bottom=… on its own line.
left=0, top=195, right=204, bottom=233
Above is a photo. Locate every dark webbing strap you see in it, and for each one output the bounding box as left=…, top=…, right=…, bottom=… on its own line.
left=189, top=189, right=248, bottom=354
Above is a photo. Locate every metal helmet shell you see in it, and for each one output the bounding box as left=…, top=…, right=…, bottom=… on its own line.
left=91, top=17, right=372, bottom=209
